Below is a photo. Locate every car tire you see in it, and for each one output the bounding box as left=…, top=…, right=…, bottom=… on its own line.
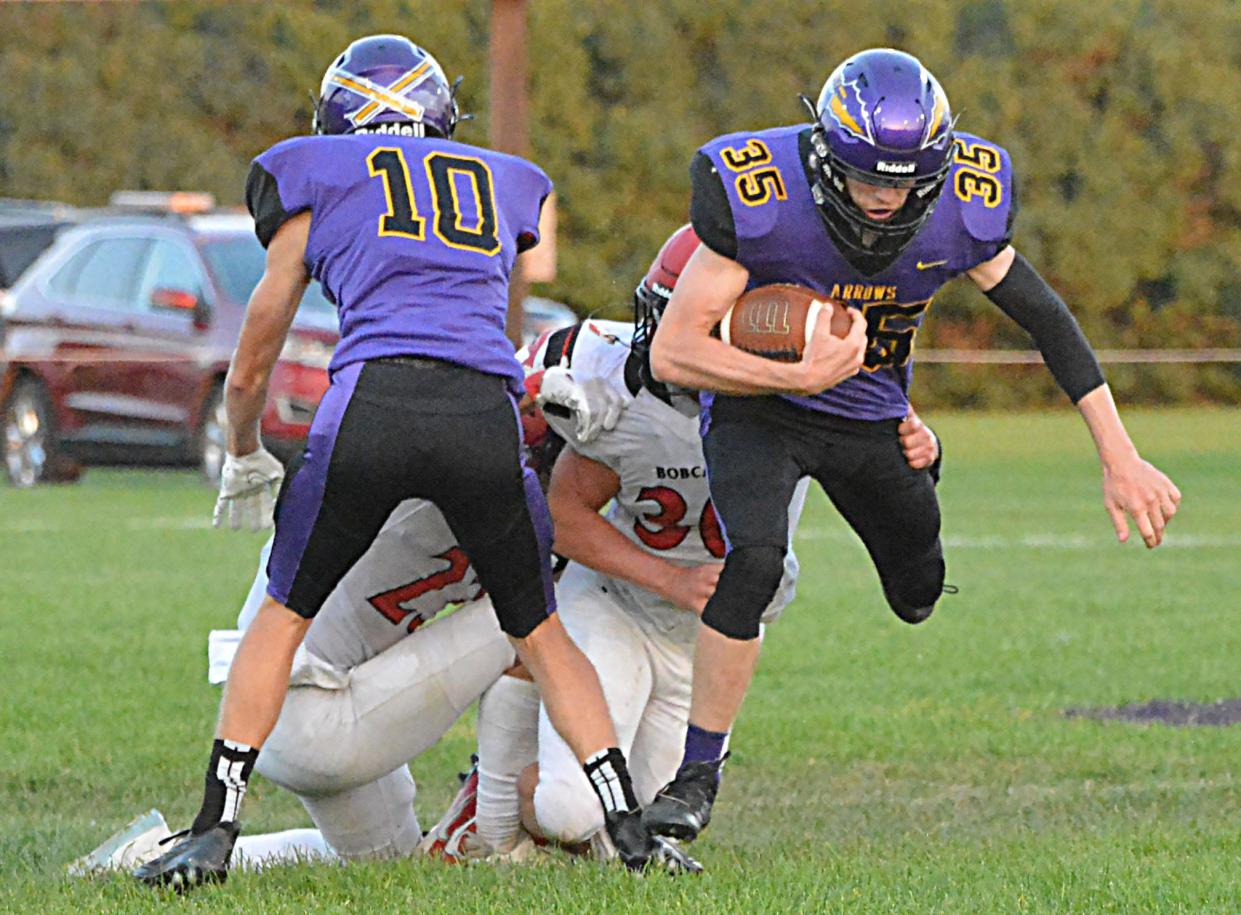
left=198, top=383, right=227, bottom=485
left=3, top=376, right=78, bottom=487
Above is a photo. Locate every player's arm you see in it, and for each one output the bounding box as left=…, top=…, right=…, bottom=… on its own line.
left=225, top=212, right=311, bottom=455
left=650, top=154, right=867, bottom=397
left=211, top=213, right=310, bottom=531
left=968, top=245, right=1181, bottom=548
left=547, top=448, right=721, bottom=615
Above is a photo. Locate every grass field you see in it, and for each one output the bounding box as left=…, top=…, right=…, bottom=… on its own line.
left=2, top=407, right=1239, bottom=913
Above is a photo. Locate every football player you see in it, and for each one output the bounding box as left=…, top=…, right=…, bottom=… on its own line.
left=645, top=48, right=1181, bottom=843
left=82, top=345, right=634, bottom=875
left=524, top=228, right=815, bottom=859
left=426, top=227, right=811, bottom=864
left=137, top=34, right=659, bottom=889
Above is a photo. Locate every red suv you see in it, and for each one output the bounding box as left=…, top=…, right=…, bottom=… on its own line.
left=1, top=205, right=336, bottom=486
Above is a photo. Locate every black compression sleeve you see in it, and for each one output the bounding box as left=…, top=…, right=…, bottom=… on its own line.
left=984, top=252, right=1105, bottom=403
left=689, top=152, right=738, bottom=260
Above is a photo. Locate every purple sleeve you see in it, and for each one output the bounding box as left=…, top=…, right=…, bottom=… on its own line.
left=514, top=165, right=552, bottom=253
left=247, top=138, right=321, bottom=248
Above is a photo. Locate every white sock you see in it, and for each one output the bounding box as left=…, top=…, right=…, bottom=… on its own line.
left=233, top=828, right=337, bottom=871
left=475, top=675, right=540, bottom=853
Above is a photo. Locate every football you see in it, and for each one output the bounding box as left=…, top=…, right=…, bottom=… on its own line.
left=720, top=284, right=852, bottom=362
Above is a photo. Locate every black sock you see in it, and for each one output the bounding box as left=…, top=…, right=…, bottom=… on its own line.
left=191, top=739, right=258, bottom=834
left=583, top=747, right=639, bottom=817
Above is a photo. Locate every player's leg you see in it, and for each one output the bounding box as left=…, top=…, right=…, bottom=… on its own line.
left=136, top=363, right=415, bottom=887
left=292, top=768, right=422, bottom=861
left=627, top=632, right=695, bottom=807
left=413, top=370, right=657, bottom=868
left=257, top=597, right=513, bottom=795
left=645, top=395, right=802, bottom=842
left=231, top=598, right=510, bottom=865
left=475, top=668, right=541, bottom=854
left=233, top=829, right=336, bottom=870
left=814, top=421, right=945, bottom=624
left=527, top=568, right=653, bottom=847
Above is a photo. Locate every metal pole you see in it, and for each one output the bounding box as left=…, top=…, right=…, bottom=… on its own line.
left=491, top=0, right=530, bottom=347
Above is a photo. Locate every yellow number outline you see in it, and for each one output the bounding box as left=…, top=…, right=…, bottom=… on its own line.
left=367, top=147, right=425, bottom=240
left=720, top=139, right=773, bottom=172
left=423, top=152, right=502, bottom=256
left=736, top=168, right=788, bottom=208
left=953, top=168, right=1003, bottom=209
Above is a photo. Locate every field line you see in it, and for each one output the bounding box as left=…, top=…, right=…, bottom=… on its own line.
left=2, top=516, right=214, bottom=533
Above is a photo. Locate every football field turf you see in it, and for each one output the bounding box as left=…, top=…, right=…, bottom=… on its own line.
left=2, top=407, right=1238, bottom=913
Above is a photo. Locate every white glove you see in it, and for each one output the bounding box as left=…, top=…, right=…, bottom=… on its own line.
left=536, top=365, right=625, bottom=444
left=213, top=447, right=285, bottom=532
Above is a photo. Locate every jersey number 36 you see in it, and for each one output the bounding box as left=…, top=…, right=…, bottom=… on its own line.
left=633, top=486, right=727, bottom=559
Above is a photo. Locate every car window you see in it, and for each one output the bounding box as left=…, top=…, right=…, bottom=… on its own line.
left=65, top=237, right=152, bottom=311
left=137, top=239, right=203, bottom=311
left=46, top=241, right=99, bottom=298
left=200, top=235, right=335, bottom=315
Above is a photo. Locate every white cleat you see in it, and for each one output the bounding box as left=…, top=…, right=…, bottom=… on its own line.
left=68, top=809, right=172, bottom=876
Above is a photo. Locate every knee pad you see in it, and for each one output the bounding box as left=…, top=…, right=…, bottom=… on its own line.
left=883, top=552, right=945, bottom=625
left=533, top=775, right=604, bottom=846
left=701, top=545, right=786, bottom=641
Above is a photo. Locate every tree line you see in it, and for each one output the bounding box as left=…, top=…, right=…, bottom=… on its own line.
left=1, top=0, right=1237, bottom=405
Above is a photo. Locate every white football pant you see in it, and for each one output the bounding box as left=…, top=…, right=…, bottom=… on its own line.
left=532, top=563, right=693, bottom=845
left=255, top=598, right=515, bottom=859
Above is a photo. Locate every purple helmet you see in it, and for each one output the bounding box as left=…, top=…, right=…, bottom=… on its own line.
left=804, top=49, right=957, bottom=265
left=313, top=35, right=462, bottom=139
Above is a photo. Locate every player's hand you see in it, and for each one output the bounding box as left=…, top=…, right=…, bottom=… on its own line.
left=1102, top=455, right=1181, bottom=548
left=898, top=410, right=939, bottom=470
left=662, top=562, right=724, bottom=616
left=792, top=303, right=867, bottom=396
left=213, top=447, right=285, bottom=532
left=537, top=365, right=625, bottom=443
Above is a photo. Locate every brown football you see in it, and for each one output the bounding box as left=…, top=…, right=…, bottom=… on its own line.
left=720, top=284, right=852, bottom=362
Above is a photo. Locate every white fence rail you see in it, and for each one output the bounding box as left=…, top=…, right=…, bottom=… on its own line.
left=918, top=349, right=1241, bottom=365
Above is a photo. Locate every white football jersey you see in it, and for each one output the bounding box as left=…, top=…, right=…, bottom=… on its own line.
left=543, top=320, right=806, bottom=644
left=236, top=500, right=482, bottom=685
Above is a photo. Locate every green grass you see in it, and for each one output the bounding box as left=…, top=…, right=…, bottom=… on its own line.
left=1, top=408, right=1239, bottom=913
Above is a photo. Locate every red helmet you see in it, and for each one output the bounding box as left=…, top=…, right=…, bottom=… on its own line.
left=632, top=224, right=700, bottom=368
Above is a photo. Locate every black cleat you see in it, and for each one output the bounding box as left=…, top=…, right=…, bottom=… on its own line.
left=604, top=810, right=702, bottom=874
left=132, top=821, right=239, bottom=891
left=641, top=753, right=728, bottom=843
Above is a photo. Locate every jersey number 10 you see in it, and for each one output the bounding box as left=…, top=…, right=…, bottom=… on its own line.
left=367, top=147, right=501, bottom=255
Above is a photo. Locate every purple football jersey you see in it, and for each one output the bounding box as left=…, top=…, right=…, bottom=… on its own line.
left=248, top=134, right=551, bottom=392
left=697, top=125, right=1014, bottom=420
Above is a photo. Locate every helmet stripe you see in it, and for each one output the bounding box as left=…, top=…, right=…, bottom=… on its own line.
left=926, top=86, right=947, bottom=144
left=329, top=71, right=427, bottom=124
left=352, top=61, right=433, bottom=126
left=828, top=90, right=865, bottom=139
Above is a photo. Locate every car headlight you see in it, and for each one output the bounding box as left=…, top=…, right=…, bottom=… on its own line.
left=279, top=335, right=334, bottom=370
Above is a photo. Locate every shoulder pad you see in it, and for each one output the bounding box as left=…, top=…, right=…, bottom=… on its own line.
left=698, top=125, right=806, bottom=241
left=948, top=133, right=1015, bottom=244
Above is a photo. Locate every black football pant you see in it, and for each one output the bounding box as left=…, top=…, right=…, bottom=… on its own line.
left=700, top=394, right=944, bottom=640
left=268, top=358, right=555, bottom=638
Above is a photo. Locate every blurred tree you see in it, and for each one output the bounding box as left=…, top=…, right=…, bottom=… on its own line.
left=1, top=0, right=1236, bottom=404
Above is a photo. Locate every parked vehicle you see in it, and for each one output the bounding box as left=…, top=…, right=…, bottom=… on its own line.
left=1, top=196, right=334, bottom=486
left=520, top=295, right=578, bottom=346
left=0, top=200, right=81, bottom=293
left=1, top=194, right=579, bottom=488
